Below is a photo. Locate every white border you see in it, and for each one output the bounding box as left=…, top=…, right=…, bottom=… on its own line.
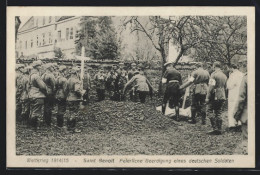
left=7, top=6, right=255, bottom=168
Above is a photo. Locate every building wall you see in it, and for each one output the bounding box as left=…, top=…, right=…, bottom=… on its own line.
left=16, top=16, right=81, bottom=59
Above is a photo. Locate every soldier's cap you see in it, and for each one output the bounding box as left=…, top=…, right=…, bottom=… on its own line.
left=31, top=60, right=43, bottom=68
left=195, top=62, right=203, bottom=67
left=131, top=63, right=136, bottom=66
left=164, top=62, right=173, bottom=67
left=45, top=63, right=54, bottom=70
left=70, top=67, right=78, bottom=74
left=15, top=64, right=25, bottom=70
left=23, top=66, right=33, bottom=73
left=134, top=70, right=139, bottom=75
left=119, top=62, right=124, bottom=65
left=59, top=65, right=67, bottom=72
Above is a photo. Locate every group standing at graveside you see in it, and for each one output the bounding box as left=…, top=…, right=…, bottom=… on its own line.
left=15, top=59, right=248, bottom=143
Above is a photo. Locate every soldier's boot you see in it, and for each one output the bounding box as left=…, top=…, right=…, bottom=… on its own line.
left=207, top=117, right=218, bottom=135
left=162, top=104, right=166, bottom=115
left=201, top=112, right=206, bottom=125
left=57, top=115, right=64, bottom=127
left=216, top=119, right=222, bottom=135
left=31, top=117, right=39, bottom=131
left=67, top=119, right=72, bottom=131
left=188, top=109, right=196, bottom=124
left=175, top=106, right=180, bottom=121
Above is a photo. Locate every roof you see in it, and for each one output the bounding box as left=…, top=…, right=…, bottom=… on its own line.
left=56, top=16, right=74, bottom=22
left=18, top=16, right=75, bottom=33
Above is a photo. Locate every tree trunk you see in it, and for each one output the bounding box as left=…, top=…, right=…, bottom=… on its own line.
left=173, top=47, right=185, bottom=66
left=158, top=50, right=167, bottom=95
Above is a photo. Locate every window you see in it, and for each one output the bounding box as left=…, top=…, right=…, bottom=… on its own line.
left=43, top=17, right=45, bottom=25
left=49, top=32, right=52, bottom=44
left=49, top=16, right=52, bottom=23
left=37, top=35, right=39, bottom=46
left=70, top=27, right=74, bottom=39
left=25, top=41, right=27, bottom=49
left=42, top=33, right=45, bottom=45
left=66, top=28, right=69, bottom=40
left=31, top=39, right=33, bottom=48
left=58, top=31, right=61, bottom=41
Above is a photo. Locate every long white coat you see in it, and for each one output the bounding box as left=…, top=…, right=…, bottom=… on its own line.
left=226, top=69, right=244, bottom=127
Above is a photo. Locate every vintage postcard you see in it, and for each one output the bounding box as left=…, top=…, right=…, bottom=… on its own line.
left=7, top=6, right=255, bottom=168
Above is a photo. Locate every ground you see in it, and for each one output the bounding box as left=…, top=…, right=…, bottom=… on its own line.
left=16, top=99, right=243, bottom=156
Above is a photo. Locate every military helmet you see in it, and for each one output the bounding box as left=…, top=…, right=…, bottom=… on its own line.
left=134, top=70, right=139, bottom=75
left=45, top=63, right=53, bottom=70
left=31, top=60, right=43, bottom=68
left=164, top=62, right=172, bottom=67
left=15, top=64, right=24, bottom=70
left=131, top=63, right=136, bottom=66
left=59, top=65, right=67, bottom=72
left=119, top=62, right=124, bottom=66
left=23, top=66, right=33, bottom=73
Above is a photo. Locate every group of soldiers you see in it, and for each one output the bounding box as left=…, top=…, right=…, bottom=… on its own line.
left=16, top=60, right=85, bottom=132
left=16, top=59, right=248, bottom=137
left=162, top=60, right=247, bottom=136
left=15, top=61, right=153, bottom=132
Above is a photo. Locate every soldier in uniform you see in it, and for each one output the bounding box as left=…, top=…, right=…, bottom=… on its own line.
left=161, top=62, right=182, bottom=121
left=234, top=73, right=248, bottom=154
left=206, top=61, right=227, bottom=135
left=82, top=67, right=91, bottom=105
left=180, top=63, right=210, bottom=124
left=16, top=64, right=25, bottom=122
left=55, top=65, right=68, bottom=128
left=106, top=65, right=118, bottom=99
left=28, top=60, right=47, bottom=130
left=41, top=63, right=56, bottom=126
left=66, top=67, right=82, bottom=133
left=20, top=66, right=32, bottom=125
left=123, top=70, right=153, bottom=103
left=94, top=67, right=106, bottom=101
left=116, top=62, right=128, bottom=101
left=128, top=63, right=137, bottom=101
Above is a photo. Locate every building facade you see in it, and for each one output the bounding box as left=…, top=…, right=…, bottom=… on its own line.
left=16, top=16, right=81, bottom=59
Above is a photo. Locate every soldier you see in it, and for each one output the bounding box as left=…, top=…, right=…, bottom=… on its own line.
left=206, top=61, right=227, bottom=135
left=94, top=67, right=106, bottom=101
left=116, top=62, right=128, bottom=101
left=82, top=67, right=91, bottom=105
left=161, top=62, right=182, bottom=121
left=66, top=67, right=82, bottom=133
left=16, top=64, right=25, bottom=122
left=41, top=63, right=56, bottom=126
left=123, top=70, right=153, bottom=103
left=234, top=73, right=248, bottom=154
left=20, top=66, right=32, bottom=125
left=128, top=63, right=137, bottom=101
left=106, top=65, right=118, bottom=99
left=28, top=60, right=47, bottom=130
left=180, top=62, right=210, bottom=124
left=55, top=65, right=68, bottom=128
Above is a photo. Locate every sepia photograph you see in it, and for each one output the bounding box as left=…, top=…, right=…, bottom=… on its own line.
left=7, top=7, right=255, bottom=168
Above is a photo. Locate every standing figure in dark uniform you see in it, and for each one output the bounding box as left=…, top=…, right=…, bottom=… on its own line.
left=128, top=63, right=137, bottom=101
left=116, top=63, right=128, bottom=101
left=123, top=70, right=153, bottom=103
left=55, top=65, right=68, bottom=128
left=41, top=63, right=56, bottom=126
left=20, top=66, right=32, bottom=125
left=94, top=67, right=106, bottom=101
left=16, top=64, right=25, bottom=122
left=66, top=67, right=82, bottom=133
left=180, top=63, right=210, bottom=124
left=82, top=68, right=91, bottom=105
left=206, top=61, right=227, bottom=135
left=161, top=62, right=182, bottom=121
left=28, top=60, right=47, bottom=130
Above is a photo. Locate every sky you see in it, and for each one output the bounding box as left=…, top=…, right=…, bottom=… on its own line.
left=19, top=16, right=31, bottom=29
